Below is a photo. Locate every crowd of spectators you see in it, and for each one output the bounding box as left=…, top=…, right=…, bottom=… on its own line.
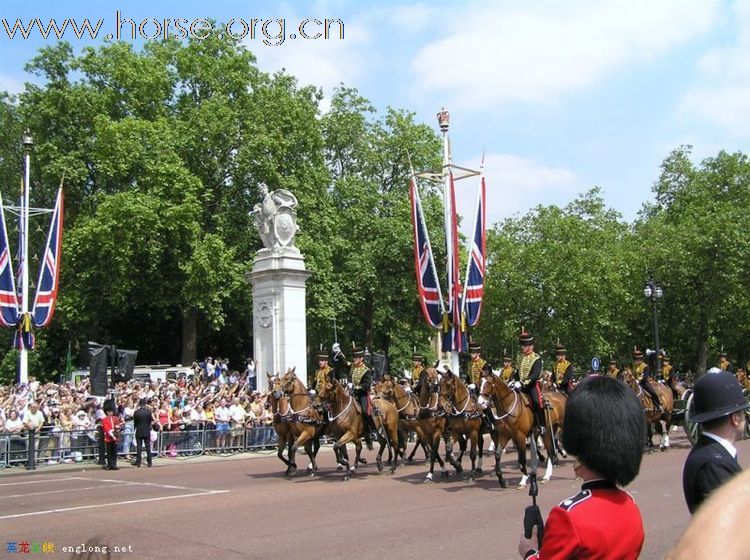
left=0, top=357, right=273, bottom=466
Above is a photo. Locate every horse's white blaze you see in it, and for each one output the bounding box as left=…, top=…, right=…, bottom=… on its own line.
left=477, top=394, right=488, bottom=408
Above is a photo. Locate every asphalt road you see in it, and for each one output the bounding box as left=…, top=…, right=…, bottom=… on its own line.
left=2, top=432, right=747, bottom=559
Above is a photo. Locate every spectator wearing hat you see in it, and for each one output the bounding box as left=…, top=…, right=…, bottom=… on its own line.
left=552, top=342, right=575, bottom=395
left=632, top=347, right=662, bottom=413
left=518, top=329, right=545, bottom=433
left=607, top=358, right=621, bottom=380
left=350, top=345, right=377, bottom=450
left=467, top=342, right=486, bottom=388
left=133, top=398, right=153, bottom=467
left=718, top=350, right=734, bottom=374
left=518, top=375, right=646, bottom=559
left=682, top=370, right=748, bottom=513
left=499, top=350, right=518, bottom=384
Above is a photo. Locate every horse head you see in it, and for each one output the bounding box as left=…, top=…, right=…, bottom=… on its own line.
left=418, top=367, right=440, bottom=408
left=438, top=369, right=459, bottom=412
left=280, top=366, right=299, bottom=395
left=376, top=376, right=395, bottom=401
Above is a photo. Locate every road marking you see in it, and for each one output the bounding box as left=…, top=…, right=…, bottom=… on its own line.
left=0, top=477, right=75, bottom=487
left=3, top=484, right=123, bottom=499
left=0, top=490, right=230, bottom=519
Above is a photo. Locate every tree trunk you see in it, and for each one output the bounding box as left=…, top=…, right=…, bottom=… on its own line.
left=696, top=309, right=708, bottom=377
left=181, top=309, right=198, bottom=366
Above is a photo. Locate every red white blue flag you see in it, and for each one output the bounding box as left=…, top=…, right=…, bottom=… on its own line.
left=447, top=171, right=464, bottom=352
left=31, top=188, right=63, bottom=327
left=0, top=195, right=19, bottom=327
left=409, top=174, right=444, bottom=328
left=462, top=174, right=486, bottom=326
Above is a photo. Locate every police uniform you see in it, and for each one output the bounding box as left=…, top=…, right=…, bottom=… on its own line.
left=524, top=480, right=644, bottom=559
left=607, top=359, right=620, bottom=380
left=518, top=330, right=544, bottom=429
left=467, top=342, right=486, bottom=386
left=553, top=343, right=574, bottom=395
left=314, top=351, right=333, bottom=392
left=499, top=350, right=517, bottom=383
left=633, top=348, right=661, bottom=411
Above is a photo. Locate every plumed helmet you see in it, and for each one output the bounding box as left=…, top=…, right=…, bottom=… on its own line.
left=689, top=371, right=749, bottom=424
left=352, top=346, right=364, bottom=358
left=555, top=342, right=567, bottom=356
left=562, top=375, right=646, bottom=486
left=316, top=350, right=329, bottom=361
left=632, top=347, right=644, bottom=360
left=519, top=328, right=533, bottom=346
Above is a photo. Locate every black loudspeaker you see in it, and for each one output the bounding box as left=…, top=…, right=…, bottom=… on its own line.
left=88, top=341, right=110, bottom=396
left=116, top=349, right=138, bottom=382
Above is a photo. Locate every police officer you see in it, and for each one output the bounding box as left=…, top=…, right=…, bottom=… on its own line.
left=467, top=342, right=486, bottom=388
left=518, top=329, right=545, bottom=433
left=518, top=375, right=646, bottom=559
left=313, top=349, right=333, bottom=393
left=718, top=350, right=734, bottom=374
left=553, top=342, right=575, bottom=395
left=607, top=358, right=620, bottom=380
left=499, top=350, right=518, bottom=383
left=633, top=347, right=662, bottom=412
left=411, top=351, right=424, bottom=387
left=682, top=371, right=748, bottom=513
left=350, top=346, right=376, bottom=449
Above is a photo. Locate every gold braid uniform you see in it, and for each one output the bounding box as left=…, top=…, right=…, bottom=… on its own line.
left=660, top=363, right=673, bottom=382
left=468, top=357, right=486, bottom=385
left=554, top=359, right=570, bottom=383
left=500, top=365, right=515, bottom=383
left=634, top=362, right=648, bottom=382
left=351, top=363, right=368, bottom=387
left=519, top=352, right=540, bottom=384
left=315, top=365, right=332, bottom=391
left=411, top=364, right=424, bottom=384
left=607, top=367, right=620, bottom=379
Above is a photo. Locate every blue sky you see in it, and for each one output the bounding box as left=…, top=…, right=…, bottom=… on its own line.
left=1, top=0, right=749, bottom=229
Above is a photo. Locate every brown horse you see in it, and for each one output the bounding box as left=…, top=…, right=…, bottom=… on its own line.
left=623, top=368, right=674, bottom=450
left=370, top=385, right=402, bottom=474
left=315, top=377, right=368, bottom=480
left=266, top=373, right=295, bottom=474
left=479, top=374, right=566, bottom=488
left=416, top=368, right=450, bottom=482
left=376, top=376, right=431, bottom=463
left=277, top=367, right=326, bottom=477
left=439, top=369, right=483, bottom=482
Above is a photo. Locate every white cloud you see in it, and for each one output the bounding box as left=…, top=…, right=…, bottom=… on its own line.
left=0, top=75, right=24, bottom=95
left=680, top=1, right=750, bottom=135
left=411, top=0, right=721, bottom=110
left=455, top=153, right=580, bottom=231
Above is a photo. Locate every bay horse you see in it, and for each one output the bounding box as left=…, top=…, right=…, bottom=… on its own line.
left=623, top=368, right=674, bottom=451
left=266, top=373, right=295, bottom=474
left=315, top=376, right=367, bottom=481
left=370, top=387, right=402, bottom=474
left=439, top=369, right=483, bottom=482
left=277, top=367, right=326, bottom=477
left=375, top=376, right=430, bottom=463
left=479, top=374, right=565, bottom=488
left=416, top=368, right=450, bottom=482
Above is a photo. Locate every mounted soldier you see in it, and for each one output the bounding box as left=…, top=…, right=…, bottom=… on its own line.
left=331, top=342, right=349, bottom=382
left=553, top=342, right=575, bottom=395
left=633, top=347, right=662, bottom=413
left=467, top=341, right=486, bottom=391
left=519, top=329, right=545, bottom=433
left=411, top=351, right=424, bottom=388
left=499, top=349, right=518, bottom=383
left=607, top=358, right=621, bottom=380
left=718, top=350, right=734, bottom=374
left=350, top=345, right=377, bottom=448
left=313, top=349, right=333, bottom=394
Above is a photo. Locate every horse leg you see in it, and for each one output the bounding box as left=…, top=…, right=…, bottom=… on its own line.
left=476, top=429, right=484, bottom=475
left=467, top=432, right=478, bottom=483
left=276, top=433, right=291, bottom=470
left=516, top=434, right=530, bottom=489
left=494, top=431, right=510, bottom=488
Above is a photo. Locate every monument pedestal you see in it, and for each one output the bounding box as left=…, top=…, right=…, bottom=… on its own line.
left=248, top=247, right=312, bottom=392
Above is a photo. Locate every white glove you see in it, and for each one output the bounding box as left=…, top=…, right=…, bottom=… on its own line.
left=404, top=387, right=412, bottom=394
left=347, top=382, right=353, bottom=389
left=332, top=342, right=341, bottom=353
left=513, top=381, right=522, bottom=390
left=468, top=384, right=476, bottom=391
left=308, top=389, right=317, bottom=396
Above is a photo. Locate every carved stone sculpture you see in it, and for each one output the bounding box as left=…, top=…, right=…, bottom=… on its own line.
left=251, top=185, right=300, bottom=250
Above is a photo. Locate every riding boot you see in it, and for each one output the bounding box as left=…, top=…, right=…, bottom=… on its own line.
left=483, top=409, right=495, bottom=431
left=651, top=396, right=662, bottom=413
left=535, top=408, right=546, bottom=435
left=363, top=415, right=373, bottom=451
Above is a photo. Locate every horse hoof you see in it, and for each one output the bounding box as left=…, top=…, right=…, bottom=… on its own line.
left=441, top=470, right=449, bottom=479
left=359, top=457, right=368, bottom=465
left=465, top=476, right=476, bottom=484
left=343, top=475, right=350, bottom=481
left=309, top=471, right=315, bottom=478
left=541, top=478, right=550, bottom=484
left=376, top=459, right=384, bottom=472
left=498, top=477, right=508, bottom=488
left=517, top=484, right=526, bottom=490
left=307, top=462, right=313, bottom=471
left=390, top=466, right=396, bottom=475
left=336, top=464, right=344, bottom=472
left=405, top=458, right=413, bottom=464
left=475, top=467, right=483, bottom=475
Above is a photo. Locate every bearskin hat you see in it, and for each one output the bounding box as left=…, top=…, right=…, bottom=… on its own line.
left=562, top=375, right=645, bottom=486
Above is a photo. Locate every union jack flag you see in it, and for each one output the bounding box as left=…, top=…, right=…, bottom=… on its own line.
left=462, top=175, right=486, bottom=326
left=409, top=175, right=444, bottom=328
left=447, top=171, right=464, bottom=352
left=31, top=188, right=63, bottom=327
left=0, top=194, right=19, bottom=327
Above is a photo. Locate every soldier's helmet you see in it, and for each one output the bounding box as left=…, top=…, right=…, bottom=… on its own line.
left=555, top=342, right=567, bottom=356
left=660, top=351, right=670, bottom=364
left=632, top=347, right=644, bottom=360
left=519, top=329, right=534, bottom=346
left=412, top=352, right=423, bottom=362
left=689, top=370, right=749, bottom=424
left=503, top=348, right=511, bottom=362
left=352, top=346, right=365, bottom=358
left=562, top=375, right=646, bottom=486
left=468, top=342, right=482, bottom=354
left=316, top=350, right=328, bottom=362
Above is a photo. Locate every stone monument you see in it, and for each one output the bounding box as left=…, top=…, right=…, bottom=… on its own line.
left=248, top=185, right=311, bottom=391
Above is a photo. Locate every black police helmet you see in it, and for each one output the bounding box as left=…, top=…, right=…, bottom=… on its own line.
left=689, top=371, right=749, bottom=424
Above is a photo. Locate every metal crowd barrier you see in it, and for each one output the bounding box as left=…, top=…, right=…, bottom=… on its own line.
left=0, top=424, right=279, bottom=469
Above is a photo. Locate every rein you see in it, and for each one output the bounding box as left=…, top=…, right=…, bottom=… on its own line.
left=492, top=387, right=519, bottom=421
left=327, top=394, right=354, bottom=422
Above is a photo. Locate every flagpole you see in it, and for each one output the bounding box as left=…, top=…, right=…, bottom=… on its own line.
left=19, top=131, right=32, bottom=385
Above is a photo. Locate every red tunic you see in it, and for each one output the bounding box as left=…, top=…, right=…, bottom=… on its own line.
left=102, top=415, right=121, bottom=443
left=526, top=479, right=644, bottom=560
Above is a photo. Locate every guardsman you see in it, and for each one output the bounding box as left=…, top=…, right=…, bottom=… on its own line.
left=718, top=350, right=734, bottom=374
left=350, top=345, right=377, bottom=449
left=553, top=342, right=575, bottom=395
left=518, top=329, right=545, bottom=432
left=633, top=347, right=662, bottom=412
left=499, top=349, right=518, bottom=383
left=411, top=351, right=424, bottom=387
left=607, top=358, right=620, bottom=380
left=313, top=349, right=333, bottom=393
left=467, top=341, right=486, bottom=389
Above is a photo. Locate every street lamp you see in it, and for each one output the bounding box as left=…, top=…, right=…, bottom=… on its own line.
left=643, top=278, right=664, bottom=375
